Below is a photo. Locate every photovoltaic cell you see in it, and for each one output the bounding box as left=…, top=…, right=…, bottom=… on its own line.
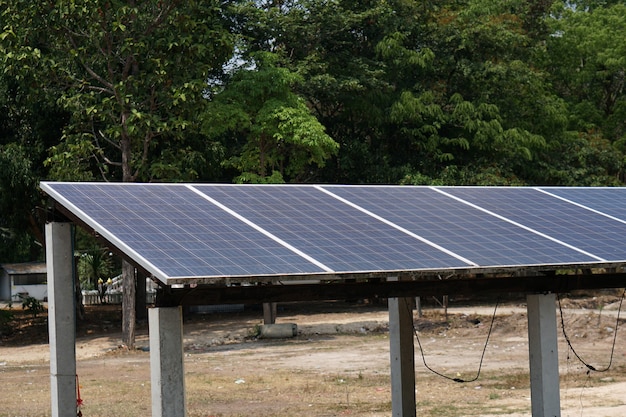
left=194, top=185, right=471, bottom=273
left=538, top=187, right=626, bottom=223
left=43, top=183, right=327, bottom=281
left=321, top=186, right=599, bottom=267
left=441, top=187, right=626, bottom=262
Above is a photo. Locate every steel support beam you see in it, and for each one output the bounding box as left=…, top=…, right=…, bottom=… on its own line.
left=156, top=273, right=626, bottom=306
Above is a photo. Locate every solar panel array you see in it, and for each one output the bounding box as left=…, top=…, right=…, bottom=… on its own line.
left=41, top=182, right=626, bottom=284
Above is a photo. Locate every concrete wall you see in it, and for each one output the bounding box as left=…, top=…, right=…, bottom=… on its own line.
left=0, top=270, right=9, bottom=300
left=0, top=265, right=48, bottom=302
left=11, top=282, right=48, bottom=301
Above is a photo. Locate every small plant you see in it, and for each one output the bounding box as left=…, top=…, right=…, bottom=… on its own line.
left=19, top=295, right=44, bottom=317
left=248, top=324, right=262, bottom=338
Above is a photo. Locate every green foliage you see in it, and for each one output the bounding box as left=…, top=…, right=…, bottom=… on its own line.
left=388, top=89, right=544, bottom=180
left=0, top=144, right=36, bottom=218
left=19, top=295, right=44, bottom=318
left=0, top=66, right=67, bottom=261
left=1, top=0, right=625, bottom=190
left=233, top=0, right=395, bottom=183
left=0, top=143, right=42, bottom=261
left=547, top=2, right=626, bottom=141
left=77, top=246, right=113, bottom=290
left=1, top=0, right=234, bottom=183
left=534, top=132, right=624, bottom=185
left=204, top=52, right=339, bottom=183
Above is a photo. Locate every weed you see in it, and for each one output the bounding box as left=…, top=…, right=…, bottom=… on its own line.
left=19, top=295, right=44, bottom=317
left=248, top=324, right=261, bottom=337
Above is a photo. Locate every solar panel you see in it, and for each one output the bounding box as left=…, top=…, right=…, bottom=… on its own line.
left=441, top=187, right=626, bottom=262
left=537, top=187, right=626, bottom=223
left=321, top=186, right=599, bottom=267
left=43, top=183, right=328, bottom=282
left=194, top=185, right=471, bottom=273
left=41, top=182, right=626, bottom=285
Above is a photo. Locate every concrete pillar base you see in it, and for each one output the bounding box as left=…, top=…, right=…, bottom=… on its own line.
left=46, top=222, right=77, bottom=417
left=388, top=277, right=416, bottom=417
left=150, top=306, right=186, bottom=417
left=527, top=293, right=561, bottom=417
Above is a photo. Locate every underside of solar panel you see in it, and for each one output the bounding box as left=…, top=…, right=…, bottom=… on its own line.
left=40, top=182, right=626, bottom=285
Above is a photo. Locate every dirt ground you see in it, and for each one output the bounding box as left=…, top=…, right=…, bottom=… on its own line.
left=1, top=291, right=626, bottom=417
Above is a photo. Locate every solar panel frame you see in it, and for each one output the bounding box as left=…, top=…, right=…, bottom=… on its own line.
left=41, top=182, right=626, bottom=285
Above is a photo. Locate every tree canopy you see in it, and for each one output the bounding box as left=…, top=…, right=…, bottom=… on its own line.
left=1, top=0, right=625, bottom=250
left=2, top=0, right=234, bottom=183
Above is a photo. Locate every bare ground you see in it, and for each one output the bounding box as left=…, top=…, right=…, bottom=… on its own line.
left=1, top=292, right=626, bottom=417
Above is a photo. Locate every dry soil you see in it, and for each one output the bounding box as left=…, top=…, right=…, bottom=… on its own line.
left=1, top=293, right=626, bottom=417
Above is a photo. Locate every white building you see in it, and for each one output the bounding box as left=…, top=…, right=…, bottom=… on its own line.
left=0, top=262, right=47, bottom=302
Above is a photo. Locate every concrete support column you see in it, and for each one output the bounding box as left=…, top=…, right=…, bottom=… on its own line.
left=46, top=222, right=77, bottom=417
left=149, top=306, right=186, bottom=417
left=527, top=293, right=561, bottom=417
left=388, top=277, right=416, bottom=417
left=263, top=302, right=277, bottom=324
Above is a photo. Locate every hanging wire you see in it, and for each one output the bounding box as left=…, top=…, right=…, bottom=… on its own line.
left=557, top=288, right=625, bottom=373
left=408, top=298, right=500, bottom=383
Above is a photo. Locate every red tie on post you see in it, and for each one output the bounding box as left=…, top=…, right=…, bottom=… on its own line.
left=76, top=374, right=84, bottom=416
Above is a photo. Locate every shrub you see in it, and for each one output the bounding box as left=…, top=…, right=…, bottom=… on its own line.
left=19, top=295, right=44, bottom=317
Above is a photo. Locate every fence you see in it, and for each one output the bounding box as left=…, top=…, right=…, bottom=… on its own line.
left=82, top=275, right=158, bottom=305
left=81, top=290, right=156, bottom=305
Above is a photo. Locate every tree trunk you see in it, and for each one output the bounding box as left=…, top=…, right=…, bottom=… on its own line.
left=135, top=269, right=148, bottom=323
left=121, top=260, right=136, bottom=349
left=120, top=133, right=137, bottom=349
left=74, top=254, right=85, bottom=322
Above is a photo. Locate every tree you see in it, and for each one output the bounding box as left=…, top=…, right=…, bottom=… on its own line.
left=369, top=0, right=551, bottom=183
left=1, top=0, right=234, bottom=348
left=203, top=52, right=339, bottom=183
left=224, top=0, right=624, bottom=186
left=536, top=1, right=626, bottom=182
left=0, top=143, right=42, bottom=261
left=231, top=0, right=398, bottom=183
left=547, top=2, right=626, bottom=142
left=0, top=70, right=67, bottom=262
left=2, top=1, right=233, bottom=183
left=0, top=68, right=68, bottom=262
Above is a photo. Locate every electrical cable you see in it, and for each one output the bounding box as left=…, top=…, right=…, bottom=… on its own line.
left=557, top=288, right=625, bottom=373
left=408, top=298, right=500, bottom=383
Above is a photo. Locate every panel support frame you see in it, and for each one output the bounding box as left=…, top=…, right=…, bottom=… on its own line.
left=388, top=276, right=416, bottom=417
left=149, top=306, right=186, bottom=417
left=46, top=222, right=77, bottom=417
left=527, top=292, right=561, bottom=417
